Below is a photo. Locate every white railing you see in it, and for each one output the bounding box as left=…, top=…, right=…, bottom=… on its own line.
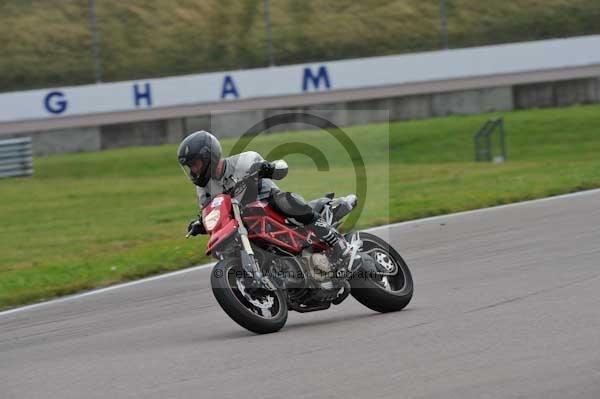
left=0, top=137, right=33, bottom=178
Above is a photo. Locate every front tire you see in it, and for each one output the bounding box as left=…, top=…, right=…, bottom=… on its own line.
left=211, top=259, right=288, bottom=334
left=348, top=232, right=414, bottom=313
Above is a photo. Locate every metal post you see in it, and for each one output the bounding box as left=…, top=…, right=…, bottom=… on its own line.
left=486, top=134, right=492, bottom=162
left=88, top=0, right=102, bottom=82
left=499, top=118, right=507, bottom=161
left=263, top=0, right=275, bottom=66
left=439, top=0, right=448, bottom=50
left=475, top=121, right=491, bottom=162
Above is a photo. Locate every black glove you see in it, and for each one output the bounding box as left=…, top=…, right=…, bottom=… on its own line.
left=187, top=219, right=206, bottom=236
left=249, top=161, right=275, bottom=179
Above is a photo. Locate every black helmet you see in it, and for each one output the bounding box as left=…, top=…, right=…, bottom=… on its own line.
left=177, top=131, right=222, bottom=187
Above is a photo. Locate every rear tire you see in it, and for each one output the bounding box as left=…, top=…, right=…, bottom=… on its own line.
left=211, top=259, right=288, bottom=334
left=348, top=232, right=413, bottom=313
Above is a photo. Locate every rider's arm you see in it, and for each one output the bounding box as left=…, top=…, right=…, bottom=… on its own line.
left=187, top=186, right=211, bottom=236
left=252, top=159, right=289, bottom=180
left=187, top=217, right=207, bottom=236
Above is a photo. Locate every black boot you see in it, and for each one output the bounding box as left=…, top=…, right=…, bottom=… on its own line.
left=329, top=238, right=351, bottom=260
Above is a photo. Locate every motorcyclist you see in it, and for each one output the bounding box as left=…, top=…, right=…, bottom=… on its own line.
left=177, top=130, right=350, bottom=259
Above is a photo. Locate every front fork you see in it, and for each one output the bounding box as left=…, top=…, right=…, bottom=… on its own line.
left=231, top=199, right=276, bottom=291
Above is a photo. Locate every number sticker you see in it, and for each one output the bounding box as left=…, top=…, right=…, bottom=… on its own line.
left=211, top=197, right=224, bottom=208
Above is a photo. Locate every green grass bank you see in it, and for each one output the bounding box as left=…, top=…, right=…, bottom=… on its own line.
left=1, top=0, right=600, bottom=91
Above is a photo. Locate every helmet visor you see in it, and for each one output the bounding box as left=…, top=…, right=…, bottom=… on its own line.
left=180, top=158, right=207, bottom=184
left=179, top=164, right=194, bottom=181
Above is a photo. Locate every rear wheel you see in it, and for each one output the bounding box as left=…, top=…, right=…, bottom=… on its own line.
left=211, top=259, right=288, bottom=334
left=348, top=232, right=413, bottom=313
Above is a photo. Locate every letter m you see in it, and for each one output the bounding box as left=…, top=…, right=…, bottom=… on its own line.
left=302, top=65, right=331, bottom=92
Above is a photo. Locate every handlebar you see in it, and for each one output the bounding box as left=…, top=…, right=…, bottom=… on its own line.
left=222, top=169, right=261, bottom=196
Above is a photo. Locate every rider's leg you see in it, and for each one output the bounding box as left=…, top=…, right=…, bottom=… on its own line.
left=311, top=217, right=350, bottom=258
left=269, top=192, right=382, bottom=273
left=268, top=191, right=349, bottom=255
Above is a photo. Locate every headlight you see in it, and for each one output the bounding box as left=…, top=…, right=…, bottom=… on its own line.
left=204, top=209, right=221, bottom=231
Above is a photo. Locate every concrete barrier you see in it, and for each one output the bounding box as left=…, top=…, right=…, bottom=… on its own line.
left=4, top=76, right=600, bottom=155
left=100, top=121, right=167, bottom=150
left=210, top=110, right=266, bottom=138
left=6, top=126, right=101, bottom=155
left=389, top=94, right=432, bottom=121
left=432, top=87, right=514, bottom=116
left=513, top=77, right=598, bottom=109
left=183, top=115, right=211, bottom=134
left=554, top=78, right=598, bottom=107
left=345, top=99, right=392, bottom=126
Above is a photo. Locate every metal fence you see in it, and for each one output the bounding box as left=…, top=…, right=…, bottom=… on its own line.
left=0, top=137, right=33, bottom=178
left=474, top=118, right=507, bottom=163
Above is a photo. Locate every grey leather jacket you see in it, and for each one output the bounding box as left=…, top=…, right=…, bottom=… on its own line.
left=195, top=151, right=281, bottom=209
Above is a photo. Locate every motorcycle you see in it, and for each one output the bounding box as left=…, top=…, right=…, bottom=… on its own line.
left=200, top=166, right=413, bottom=334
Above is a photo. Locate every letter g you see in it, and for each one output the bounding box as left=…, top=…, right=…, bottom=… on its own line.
left=44, top=91, right=68, bottom=114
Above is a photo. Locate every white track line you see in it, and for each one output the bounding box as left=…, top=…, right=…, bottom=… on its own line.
left=0, top=263, right=214, bottom=317
left=364, top=188, right=600, bottom=233
left=2, top=188, right=599, bottom=317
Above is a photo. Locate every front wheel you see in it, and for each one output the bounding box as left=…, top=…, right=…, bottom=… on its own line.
left=210, top=259, right=288, bottom=334
left=348, top=232, right=414, bottom=313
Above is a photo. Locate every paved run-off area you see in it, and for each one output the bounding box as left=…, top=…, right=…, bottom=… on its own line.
left=2, top=190, right=600, bottom=399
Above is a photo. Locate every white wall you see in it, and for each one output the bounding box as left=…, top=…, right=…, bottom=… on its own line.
left=1, top=35, right=600, bottom=124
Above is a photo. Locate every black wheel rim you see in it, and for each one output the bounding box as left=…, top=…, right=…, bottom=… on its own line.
left=225, top=265, right=282, bottom=319
left=361, top=238, right=407, bottom=293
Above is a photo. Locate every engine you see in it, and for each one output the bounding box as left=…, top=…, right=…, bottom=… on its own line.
left=262, top=248, right=344, bottom=308
left=307, top=253, right=334, bottom=286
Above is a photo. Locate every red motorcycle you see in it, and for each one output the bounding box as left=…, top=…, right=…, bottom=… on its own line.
left=202, top=168, right=413, bottom=334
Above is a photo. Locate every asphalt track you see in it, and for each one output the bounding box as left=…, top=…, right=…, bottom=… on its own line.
left=2, top=190, right=600, bottom=399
